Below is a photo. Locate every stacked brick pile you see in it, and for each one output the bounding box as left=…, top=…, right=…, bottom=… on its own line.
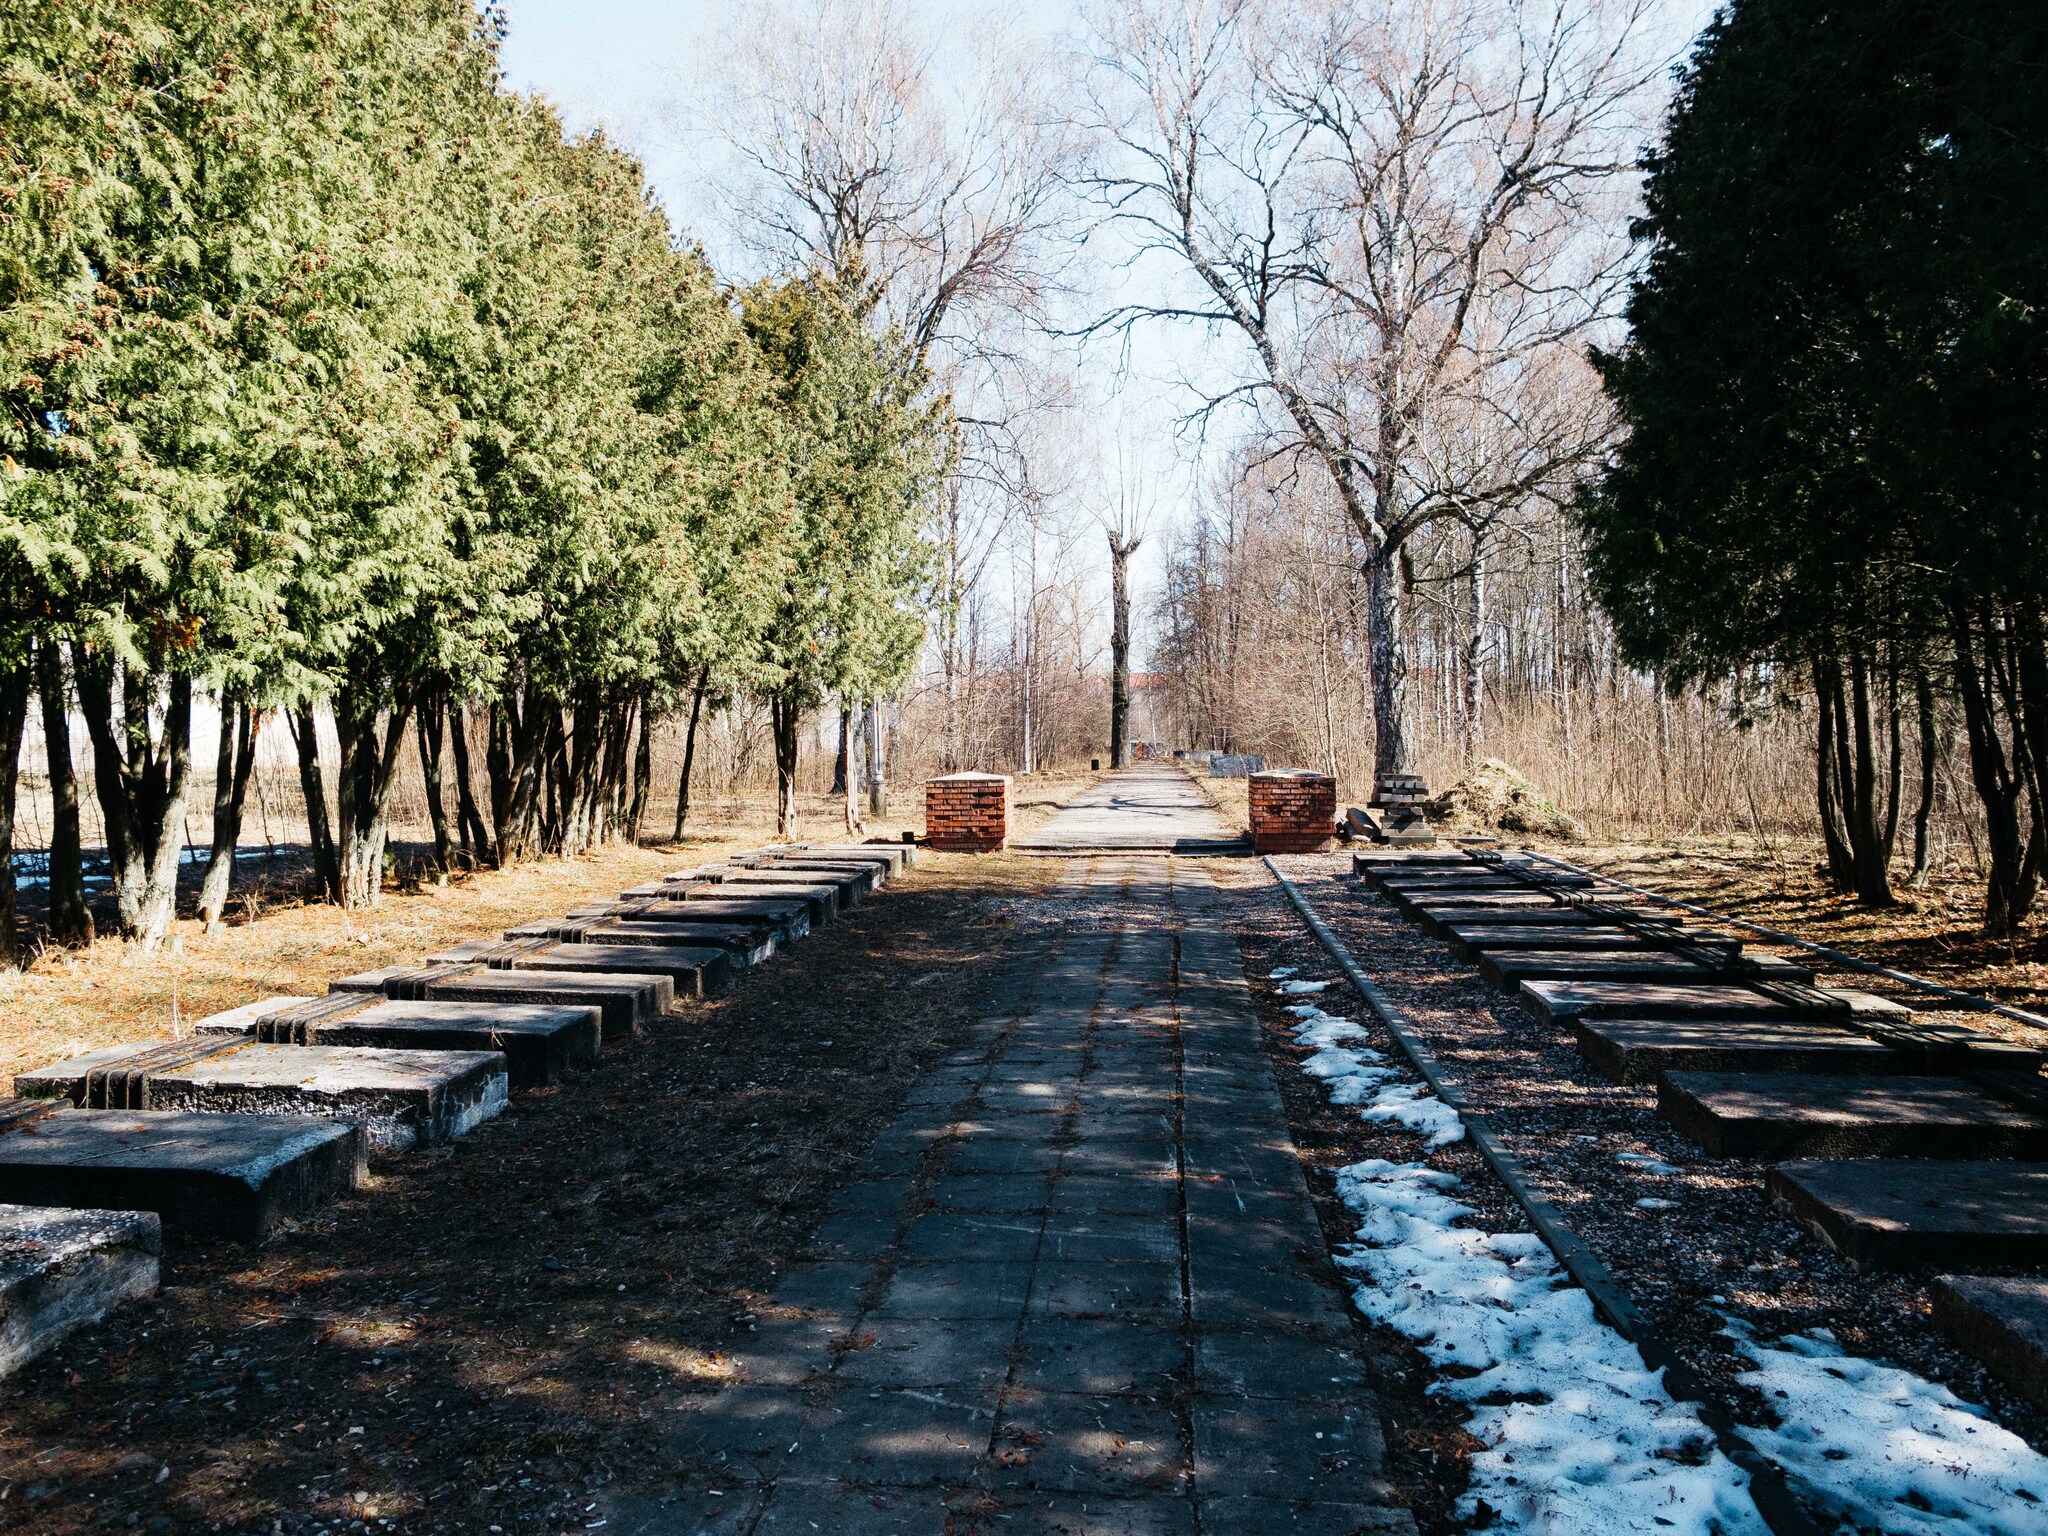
left=924, top=773, right=1012, bottom=852
left=1249, top=770, right=1338, bottom=854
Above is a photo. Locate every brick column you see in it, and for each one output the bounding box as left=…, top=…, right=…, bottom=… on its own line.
left=1249, top=771, right=1337, bottom=854
left=923, top=773, right=1012, bottom=852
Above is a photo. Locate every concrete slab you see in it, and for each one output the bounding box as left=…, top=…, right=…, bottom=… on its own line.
left=1519, top=978, right=1911, bottom=1025
left=1443, top=922, right=1740, bottom=960
left=424, top=938, right=728, bottom=999
left=208, top=993, right=601, bottom=1086
left=1768, top=1159, right=2048, bottom=1270
left=1660, top=1072, right=2048, bottom=1159
left=1410, top=901, right=1675, bottom=939
left=718, top=868, right=865, bottom=910
left=0, top=1204, right=160, bottom=1378
left=16, top=1043, right=508, bottom=1152
left=503, top=917, right=774, bottom=966
left=756, top=859, right=880, bottom=895
left=586, top=895, right=810, bottom=941
left=1477, top=947, right=1814, bottom=991
left=0, top=1108, right=366, bottom=1240
left=1932, top=1275, right=2048, bottom=1410
left=664, top=882, right=836, bottom=927
left=327, top=964, right=656, bottom=1042
left=1575, top=1018, right=1910, bottom=1084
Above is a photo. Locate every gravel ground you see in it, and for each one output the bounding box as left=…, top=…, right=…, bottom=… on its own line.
left=1250, top=849, right=2048, bottom=1468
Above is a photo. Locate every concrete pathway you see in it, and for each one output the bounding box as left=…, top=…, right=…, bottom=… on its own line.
left=617, top=779, right=1409, bottom=1535
left=1011, top=763, right=1249, bottom=854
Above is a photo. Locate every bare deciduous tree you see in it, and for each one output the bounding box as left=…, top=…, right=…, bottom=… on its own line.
left=1077, top=0, right=1655, bottom=777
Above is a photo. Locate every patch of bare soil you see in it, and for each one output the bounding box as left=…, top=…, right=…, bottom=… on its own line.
left=0, top=851, right=1055, bottom=1536
left=1261, top=851, right=2048, bottom=1472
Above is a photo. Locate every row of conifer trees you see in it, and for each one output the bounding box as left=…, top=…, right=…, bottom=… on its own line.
left=0, top=2, right=946, bottom=957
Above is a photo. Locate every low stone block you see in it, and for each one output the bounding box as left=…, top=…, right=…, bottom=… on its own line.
left=0, top=1108, right=366, bottom=1241
left=1444, top=922, right=1739, bottom=961
left=1477, top=947, right=1813, bottom=991
left=504, top=918, right=774, bottom=967
left=1932, top=1275, right=2048, bottom=1411
left=328, top=964, right=657, bottom=1041
left=607, top=895, right=811, bottom=941
left=1518, top=979, right=1911, bottom=1025
left=16, top=1043, right=508, bottom=1152
left=1410, top=900, right=1674, bottom=939
left=1574, top=1018, right=1907, bottom=1084
left=720, top=867, right=866, bottom=909
left=299, top=987, right=610, bottom=1073
left=1768, top=1159, right=2048, bottom=1270
left=1659, top=1071, right=2048, bottom=1159
left=0, top=1204, right=160, bottom=1379
left=425, top=939, right=727, bottom=1000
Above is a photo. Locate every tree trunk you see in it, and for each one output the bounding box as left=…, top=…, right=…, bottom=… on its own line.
left=1109, top=532, right=1139, bottom=769
left=417, top=692, right=454, bottom=872
left=72, top=655, right=194, bottom=948
left=1952, top=607, right=2033, bottom=935
left=1363, top=549, right=1410, bottom=777
left=842, top=702, right=865, bottom=837
left=1845, top=651, right=1895, bottom=904
left=332, top=682, right=416, bottom=909
left=832, top=704, right=851, bottom=796
left=626, top=702, right=654, bottom=844
left=449, top=706, right=492, bottom=868
left=672, top=666, right=710, bottom=840
left=865, top=700, right=885, bottom=817
left=35, top=640, right=90, bottom=944
left=1910, top=669, right=1938, bottom=886
left=289, top=705, right=343, bottom=903
left=198, top=695, right=256, bottom=932
left=770, top=694, right=801, bottom=839
left=0, top=660, right=28, bottom=967
left=1461, top=535, right=1488, bottom=763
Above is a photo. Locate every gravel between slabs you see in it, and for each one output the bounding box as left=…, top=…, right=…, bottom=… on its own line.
left=1252, top=851, right=2048, bottom=1463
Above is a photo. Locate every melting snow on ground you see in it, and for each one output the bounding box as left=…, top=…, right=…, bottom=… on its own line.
left=1275, top=975, right=1763, bottom=1533
left=1729, top=1324, right=2048, bottom=1536
left=1273, top=968, right=2048, bottom=1533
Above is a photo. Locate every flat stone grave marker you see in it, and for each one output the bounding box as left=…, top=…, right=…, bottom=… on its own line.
left=0, top=1108, right=366, bottom=1241
left=717, top=868, right=866, bottom=909
left=0, top=1203, right=160, bottom=1378
left=16, top=1041, right=507, bottom=1151
left=1575, top=1018, right=1913, bottom=1084
left=762, top=858, right=883, bottom=893
left=1443, top=922, right=1740, bottom=960
left=299, top=987, right=610, bottom=1073
left=1659, top=1071, right=2048, bottom=1159
left=1477, top=947, right=1814, bottom=991
left=673, top=881, right=836, bottom=927
left=328, top=964, right=661, bottom=1039
left=426, top=939, right=731, bottom=999
left=1409, top=900, right=1673, bottom=938
left=1933, top=1275, right=2048, bottom=1411
left=1768, top=1158, right=2048, bottom=1270
left=504, top=917, right=774, bottom=967
left=588, top=895, right=810, bottom=941
left=1519, top=978, right=1911, bottom=1025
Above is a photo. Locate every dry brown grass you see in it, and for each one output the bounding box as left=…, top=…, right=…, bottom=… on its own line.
left=1553, top=832, right=2048, bottom=1019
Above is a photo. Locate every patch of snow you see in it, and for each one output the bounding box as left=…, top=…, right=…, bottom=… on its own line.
left=1278, top=978, right=1333, bottom=995
left=1357, top=1083, right=1464, bottom=1148
left=1729, top=1324, right=2048, bottom=1536
left=1635, top=1198, right=1681, bottom=1211
left=1335, top=1160, right=1766, bottom=1534
left=1268, top=966, right=1299, bottom=979
left=1616, top=1151, right=1683, bottom=1176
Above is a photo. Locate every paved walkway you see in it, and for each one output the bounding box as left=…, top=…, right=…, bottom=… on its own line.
left=616, top=778, right=1410, bottom=1535
left=1011, top=763, right=1249, bottom=854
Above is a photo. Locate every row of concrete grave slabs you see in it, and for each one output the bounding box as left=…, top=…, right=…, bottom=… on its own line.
left=0, top=837, right=912, bottom=1380
left=1354, top=847, right=2048, bottom=1415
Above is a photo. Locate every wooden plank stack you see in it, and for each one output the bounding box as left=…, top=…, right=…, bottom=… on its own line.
left=1249, top=770, right=1337, bottom=853
left=924, top=772, right=1012, bottom=852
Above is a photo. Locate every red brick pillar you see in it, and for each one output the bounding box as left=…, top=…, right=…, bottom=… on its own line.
left=1249, top=771, right=1338, bottom=853
left=923, top=773, right=1012, bottom=852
